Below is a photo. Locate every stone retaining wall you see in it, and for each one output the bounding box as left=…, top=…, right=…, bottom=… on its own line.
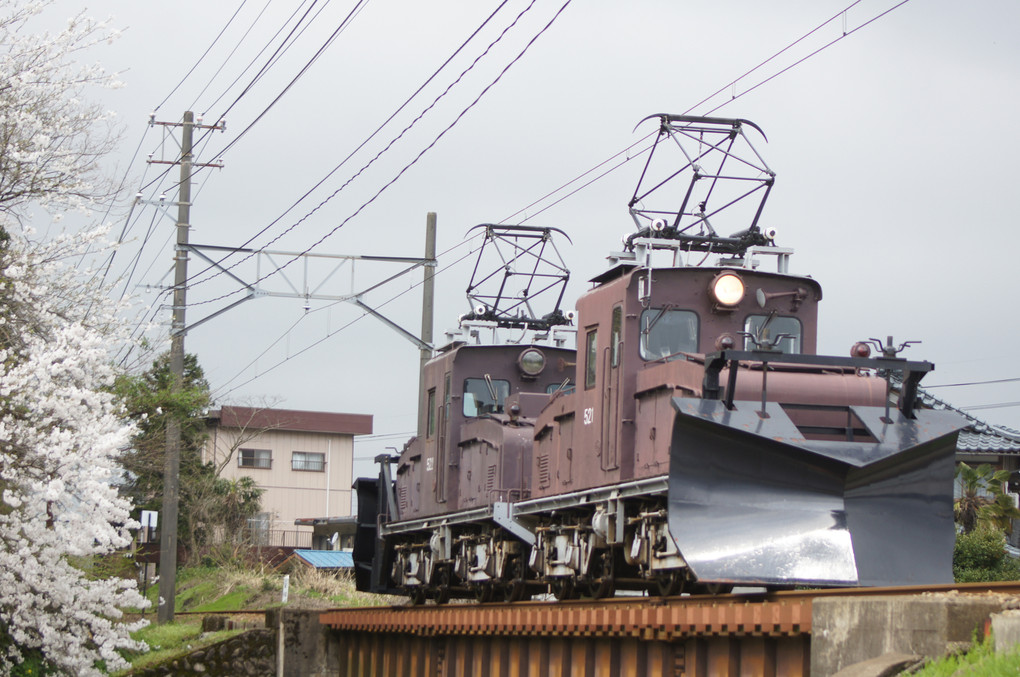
left=129, top=627, right=274, bottom=677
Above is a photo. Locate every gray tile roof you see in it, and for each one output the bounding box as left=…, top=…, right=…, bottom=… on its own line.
left=915, top=386, right=1020, bottom=455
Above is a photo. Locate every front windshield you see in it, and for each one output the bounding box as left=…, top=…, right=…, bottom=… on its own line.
left=463, top=378, right=511, bottom=417
left=639, top=309, right=699, bottom=360
left=743, top=315, right=802, bottom=353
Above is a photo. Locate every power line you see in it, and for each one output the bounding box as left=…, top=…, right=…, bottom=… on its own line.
left=135, top=1, right=331, bottom=198
left=210, top=0, right=327, bottom=125
left=501, top=133, right=655, bottom=224
left=210, top=233, right=483, bottom=401
left=207, top=0, right=371, bottom=160
left=201, top=0, right=318, bottom=114
left=184, top=0, right=568, bottom=309
left=686, top=0, right=864, bottom=115
left=702, top=0, right=911, bottom=117
left=177, top=0, right=520, bottom=294
left=926, top=377, right=1020, bottom=389
left=962, top=402, right=1020, bottom=412
left=154, top=1, right=250, bottom=113
left=187, top=0, right=277, bottom=112
left=505, top=0, right=911, bottom=223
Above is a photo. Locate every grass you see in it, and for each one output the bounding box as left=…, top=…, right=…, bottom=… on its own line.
left=116, top=562, right=390, bottom=674
left=909, top=635, right=1020, bottom=676
left=113, top=618, right=242, bottom=675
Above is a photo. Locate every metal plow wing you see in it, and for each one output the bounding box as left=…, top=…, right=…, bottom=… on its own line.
left=668, top=397, right=966, bottom=588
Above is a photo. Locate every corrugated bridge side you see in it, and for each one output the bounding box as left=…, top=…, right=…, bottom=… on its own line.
left=321, top=594, right=812, bottom=676
left=319, top=584, right=1020, bottom=677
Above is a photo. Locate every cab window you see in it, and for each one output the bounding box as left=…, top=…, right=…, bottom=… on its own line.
left=743, top=315, right=802, bottom=353
left=462, top=378, right=511, bottom=417
left=584, top=329, right=598, bottom=389
left=426, top=388, right=436, bottom=437
left=546, top=381, right=575, bottom=395
left=639, top=309, right=699, bottom=360
left=610, top=306, right=622, bottom=367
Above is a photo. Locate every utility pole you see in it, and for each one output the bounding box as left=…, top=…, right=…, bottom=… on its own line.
left=147, top=110, right=223, bottom=623
left=157, top=110, right=192, bottom=624
left=417, top=213, right=437, bottom=439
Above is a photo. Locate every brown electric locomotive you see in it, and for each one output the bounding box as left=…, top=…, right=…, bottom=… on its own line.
left=353, top=115, right=966, bottom=603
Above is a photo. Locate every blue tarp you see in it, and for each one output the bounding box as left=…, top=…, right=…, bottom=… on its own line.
left=292, top=549, right=353, bottom=569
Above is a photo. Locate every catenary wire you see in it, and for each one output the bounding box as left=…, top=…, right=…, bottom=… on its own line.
left=134, top=0, right=901, bottom=397
left=210, top=233, right=483, bottom=401
left=702, top=0, right=910, bottom=116
left=925, top=377, right=1020, bottom=389
left=961, top=402, right=1020, bottom=412
left=208, top=0, right=371, bottom=159
left=505, top=0, right=909, bottom=224
left=188, top=0, right=573, bottom=311
left=177, top=0, right=520, bottom=293
left=187, top=0, right=277, bottom=112
left=202, top=0, right=318, bottom=114
left=136, top=0, right=327, bottom=196
left=209, top=231, right=481, bottom=397
left=154, top=1, right=249, bottom=113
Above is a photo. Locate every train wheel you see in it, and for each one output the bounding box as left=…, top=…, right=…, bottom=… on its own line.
left=585, top=552, right=615, bottom=600
left=434, top=568, right=452, bottom=605
left=474, top=584, right=495, bottom=604
left=690, top=581, right=733, bottom=595
left=408, top=586, right=427, bottom=606
left=550, top=577, right=575, bottom=601
left=503, top=556, right=530, bottom=603
left=656, top=571, right=684, bottom=597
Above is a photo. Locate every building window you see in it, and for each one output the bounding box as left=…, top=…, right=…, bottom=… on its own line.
left=292, top=451, right=326, bottom=472
left=238, top=448, right=272, bottom=469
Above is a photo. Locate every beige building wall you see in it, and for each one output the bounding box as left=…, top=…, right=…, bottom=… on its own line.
left=204, top=426, right=355, bottom=537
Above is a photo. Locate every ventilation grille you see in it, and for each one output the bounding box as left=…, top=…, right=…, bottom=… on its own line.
left=538, top=455, right=550, bottom=488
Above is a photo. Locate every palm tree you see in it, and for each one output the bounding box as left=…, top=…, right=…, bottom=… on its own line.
left=981, top=491, right=1020, bottom=534
left=955, top=462, right=1013, bottom=533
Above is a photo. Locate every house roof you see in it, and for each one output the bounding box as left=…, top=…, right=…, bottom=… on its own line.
left=289, top=549, right=353, bottom=569
left=209, top=406, right=373, bottom=436
left=914, top=386, right=1020, bottom=455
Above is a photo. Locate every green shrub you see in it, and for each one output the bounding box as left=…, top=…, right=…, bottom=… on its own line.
left=954, top=528, right=1020, bottom=583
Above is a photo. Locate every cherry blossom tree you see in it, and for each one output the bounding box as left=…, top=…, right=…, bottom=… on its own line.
left=0, top=230, right=148, bottom=675
left=0, top=1, right=148, bottom=674
left=0, top=0, right=122, bottom=222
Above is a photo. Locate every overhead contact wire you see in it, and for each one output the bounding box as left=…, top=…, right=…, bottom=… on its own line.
left=211, top=234, right=484, bottom=400
left=189, top=0, right=574, bottom=309
left=178, top=0, right=517, bottom=292
left=154, top=0, right=249, bottom=113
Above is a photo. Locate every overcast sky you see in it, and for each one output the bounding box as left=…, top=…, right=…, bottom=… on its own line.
left=68, top=0, right=1020, bottom=486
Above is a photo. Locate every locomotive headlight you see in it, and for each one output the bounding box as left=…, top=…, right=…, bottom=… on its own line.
left=518, top=348, right=546, bottom=378
left=710, top=272, right=745, bottom=307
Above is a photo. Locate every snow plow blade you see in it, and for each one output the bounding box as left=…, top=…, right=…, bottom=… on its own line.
left=668, top=397, right=966, bottom=588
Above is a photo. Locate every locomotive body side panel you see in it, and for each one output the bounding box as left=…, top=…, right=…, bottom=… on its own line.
left=458, top=419, right=535, bottom=509
left=395, top=343, right=574, bottom=521
left=533, top=391, right=576, bottom=493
